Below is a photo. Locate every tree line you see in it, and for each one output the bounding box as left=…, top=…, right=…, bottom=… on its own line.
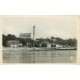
left=2, top=34, right=77, bottom=47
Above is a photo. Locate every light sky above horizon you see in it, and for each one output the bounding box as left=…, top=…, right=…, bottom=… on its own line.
left=3, top=15, right=77, bottom=39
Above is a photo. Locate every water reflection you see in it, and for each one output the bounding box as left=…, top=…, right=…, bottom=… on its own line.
left=3, top=50, right=77, bottom=63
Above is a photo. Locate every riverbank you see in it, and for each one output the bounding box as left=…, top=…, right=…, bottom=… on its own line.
left=2, top=47, right=77, bottom=51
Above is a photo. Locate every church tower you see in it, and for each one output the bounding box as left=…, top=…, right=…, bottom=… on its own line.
left=33, top=25, right=36, bottom=40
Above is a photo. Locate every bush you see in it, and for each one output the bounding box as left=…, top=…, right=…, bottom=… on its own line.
left=41, top=43, right=47, bottom=47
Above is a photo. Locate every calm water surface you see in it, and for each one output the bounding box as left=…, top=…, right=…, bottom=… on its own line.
left=3, top=49, right=77, bottom=63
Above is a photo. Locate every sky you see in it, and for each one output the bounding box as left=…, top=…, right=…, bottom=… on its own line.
left=2, top=15, right=78, bottom=39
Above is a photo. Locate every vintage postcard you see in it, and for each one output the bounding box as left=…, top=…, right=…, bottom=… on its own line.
left=0, top=15, right=80, bottom=64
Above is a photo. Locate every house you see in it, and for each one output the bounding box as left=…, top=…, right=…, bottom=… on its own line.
left=45, top=41, right=51, bottom=47
left=55, top=44, right=63, bottom=49
left=26, top=42, right=32, bottom=48
left=6, top=40, right=22, bottom=48
left=47, top=43, right=51, bottom=47
left=19, top=33, right=31, bottom=39
left=51, top=43, right=63, bottom=48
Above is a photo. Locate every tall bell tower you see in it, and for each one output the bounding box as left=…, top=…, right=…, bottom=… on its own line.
left=33, top=25, right=35, bottom=40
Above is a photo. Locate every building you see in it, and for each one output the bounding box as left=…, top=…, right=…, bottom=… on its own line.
left=45, top=41, right=51, bottom=47
left=6, top=40, right=22, bottom=48
left=33, top=25, right=36, bottom=40
left=55, top=44, right=63, bottom=49
left=19, top=33, right=31, bottom=39
left=47, top=43, right=51, bottom=47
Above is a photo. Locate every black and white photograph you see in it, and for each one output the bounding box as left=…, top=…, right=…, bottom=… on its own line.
left=2, top=15, right=78, bottom=63
left=1, top=0, right=80, bottom=80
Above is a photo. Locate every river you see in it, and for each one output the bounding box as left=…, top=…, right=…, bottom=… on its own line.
left=2, top=49, right=77, bottom=63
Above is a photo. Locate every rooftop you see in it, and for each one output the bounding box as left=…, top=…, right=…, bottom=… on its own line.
left=19, top=33, right=31, bottom=36
left=7, top=40, right=22, bottom=44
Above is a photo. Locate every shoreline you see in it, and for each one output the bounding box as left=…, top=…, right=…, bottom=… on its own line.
left=2, top=47, right=77, bottom=51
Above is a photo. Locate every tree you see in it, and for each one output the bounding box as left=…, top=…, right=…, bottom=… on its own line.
left=2, top=34, right=7, bottom=47
left=41, top=43, right=47, bottom=47
left=2, top=34, right=18, bottom=47
left=65, top=38, right=77, bottom=46
left=6, top=34, right=17, bottom=40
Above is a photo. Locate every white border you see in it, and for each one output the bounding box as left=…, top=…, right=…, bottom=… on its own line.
left=0, top=0, right=80, bottom=80
left=0, top=0, right=80, bottom=15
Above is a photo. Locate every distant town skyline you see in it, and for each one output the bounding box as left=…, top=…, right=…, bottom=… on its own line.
left=3, top=16, right=77, bottom=39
